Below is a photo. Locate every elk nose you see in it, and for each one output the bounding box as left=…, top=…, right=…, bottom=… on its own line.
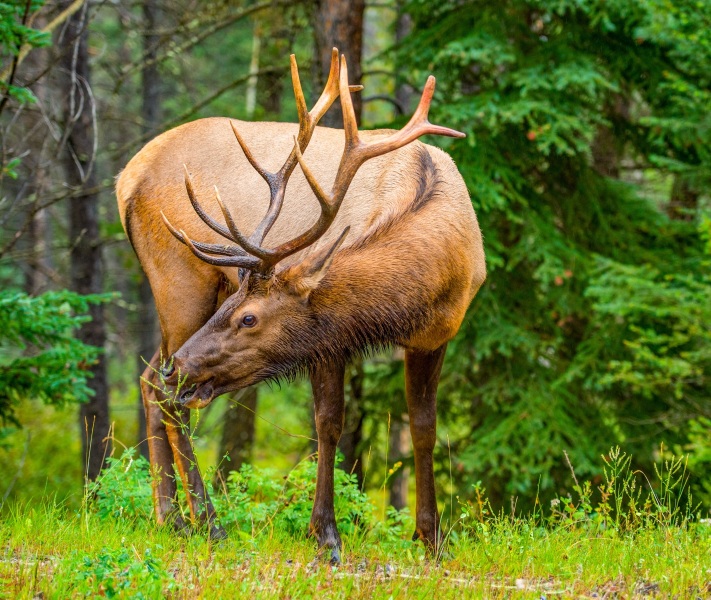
left=160, top=361, right=175, bottom=379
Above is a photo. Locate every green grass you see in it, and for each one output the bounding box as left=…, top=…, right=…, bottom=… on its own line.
left=2, top=446, right=711, bottom=598
left=2, top=501, right=710, bottom=598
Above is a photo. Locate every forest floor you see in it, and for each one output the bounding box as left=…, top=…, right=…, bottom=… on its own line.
left=2, top=500, right=710, bottom=599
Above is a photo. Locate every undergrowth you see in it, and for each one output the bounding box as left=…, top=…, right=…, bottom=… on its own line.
left=2, top=447, right=709, bottom=599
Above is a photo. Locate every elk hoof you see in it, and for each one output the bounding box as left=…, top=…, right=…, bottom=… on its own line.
left=327, top=545, right=341, bottom=566
left=412, top=527, right=443, bottom=556
left=309, top=519, right=342, bottom=565
left=166, top=510, right=190, bottom=536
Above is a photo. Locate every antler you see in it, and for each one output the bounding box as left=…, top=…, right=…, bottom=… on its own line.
left=163, top=50, right=464, bottom=274
left=162, top=48, right=360, bottom=269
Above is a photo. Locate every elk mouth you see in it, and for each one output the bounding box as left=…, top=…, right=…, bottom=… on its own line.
left=179, top=380, right=215, bottom=409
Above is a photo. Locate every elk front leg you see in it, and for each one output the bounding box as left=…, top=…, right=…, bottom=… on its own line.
left=309, top=361, right=346, bottom=564
left=140, top=353, right=187, bottom=533
left=164, top=403, right=226, bottom=540
left=405, top=344, right=447, bottom=554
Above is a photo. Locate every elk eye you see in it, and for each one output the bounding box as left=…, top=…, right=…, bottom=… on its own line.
left=241, top=314, right=257, bottom=327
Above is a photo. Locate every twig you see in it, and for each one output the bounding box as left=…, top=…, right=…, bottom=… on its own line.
left=0, top=0, right=33, bottom=118
left=0, top=0, right=86, bottom=82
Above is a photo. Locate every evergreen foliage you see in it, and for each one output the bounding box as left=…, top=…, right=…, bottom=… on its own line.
left=0, top=290, right=109, bottom=429
left=396, top=0, right=711, bottom=505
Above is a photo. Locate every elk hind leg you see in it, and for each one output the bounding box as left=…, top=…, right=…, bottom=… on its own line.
left=405, top=344, right=447, bottom=554
left=309, top=361, right=346, bottom=564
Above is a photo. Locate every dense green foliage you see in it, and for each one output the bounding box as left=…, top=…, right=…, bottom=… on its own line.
left=95, top=449, right=414, bottom=551
left=0, top=290, right=109, bottom=429
left=378, top=0, right=711, bottom=507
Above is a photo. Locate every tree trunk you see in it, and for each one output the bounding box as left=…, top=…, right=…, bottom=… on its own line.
left=389, top=414, right=410, bottom=511
left=11, top=12, right=52, bottom=295
left=591, top=95, right=629, bottom=178
left=216, top=387, right=258, bottom=483
left=667, top=176, right=699, bottom=221
left=339, top=362, right=364, bottom=485
left=313, top=0, right=366, bottom=128
left=257, top=10, right=290, bottom=118
left=245, top=24, right=261, bottom=119
left=136, top=0, right=162, bottom=459
left=57, top=1, right=111, bottom=481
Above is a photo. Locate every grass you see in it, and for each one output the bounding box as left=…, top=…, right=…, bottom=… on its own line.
left=2, top=447, right=711, bottom=598
left=1, top=501, right=710, bottom=598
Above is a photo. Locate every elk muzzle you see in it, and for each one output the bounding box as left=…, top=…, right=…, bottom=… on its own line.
left=162, top=353, right=216, bottom=410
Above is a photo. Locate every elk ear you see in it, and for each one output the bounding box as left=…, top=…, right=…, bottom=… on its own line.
left=292, top=226, right=350, bottom=296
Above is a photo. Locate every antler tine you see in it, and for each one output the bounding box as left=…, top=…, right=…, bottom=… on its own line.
left=161, top=211, right=256, bottom=266
left=230, top=122, right=272, bottom=187
left=358, top=76, right=465, bottom=163
left=179, top=228, right=261, bottom=269
left=292, top=136, right=332, bottom=213
left=183, top=165, right=235, bottom=241
left=339, top=54, right=360, bottom=149
left=290, top=53, right=310, bottom=129
left=160, top=211, right=247, bottom=256
left=212, top=186, right=274, bottom=261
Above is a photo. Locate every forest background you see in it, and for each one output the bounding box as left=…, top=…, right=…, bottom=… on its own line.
left=0, top=0, right=710, bottom=524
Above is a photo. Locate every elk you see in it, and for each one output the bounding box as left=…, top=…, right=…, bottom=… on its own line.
left=116, top=49, right=485, bottom=562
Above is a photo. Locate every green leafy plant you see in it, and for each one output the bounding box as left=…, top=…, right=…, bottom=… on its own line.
left=0, top=290, right=112, bottom=429
left=64, top=546, right=173, bottom=598
left=213, top=457, right=375, bottom=538
left=91, top=449, right=154, bottom=521
left=92, top=448, right=416, bottom=549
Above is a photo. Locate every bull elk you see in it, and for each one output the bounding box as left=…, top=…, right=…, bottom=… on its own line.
left=116, top=49, right=485, bottom=562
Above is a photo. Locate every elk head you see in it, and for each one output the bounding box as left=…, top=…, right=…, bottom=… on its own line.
left=160, top=50, right=463, bottom=409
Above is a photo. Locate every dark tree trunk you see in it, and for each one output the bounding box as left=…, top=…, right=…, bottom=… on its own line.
left=12, top=12, right=52, bottom=295
left=313, top=0, right=366, bottom=127
left=216, top=387, right=258, bottom=483
left=256, top=9, right=292, bottom=118
left=57, top=1, right=111, bottom=481
left=591, top=95, right=629, bottom=178
left=136, top=0, right=161, bottom=459
left=394, top=5, right=413, bottom=116
left=339, top=362, right=364, bottom=485
left=667, top=176, right=699, bottom=221
left=389, top=414, right=410, bottom=511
